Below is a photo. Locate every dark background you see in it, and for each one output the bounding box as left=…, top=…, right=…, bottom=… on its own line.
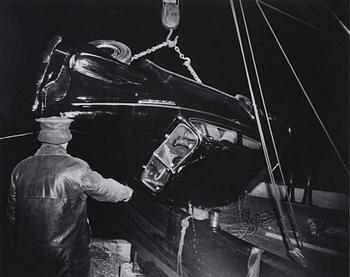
left=0, top=0, right=348, bottom=192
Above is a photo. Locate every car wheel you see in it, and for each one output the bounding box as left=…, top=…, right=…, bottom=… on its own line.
left=88, top=40, right=132, bottom=64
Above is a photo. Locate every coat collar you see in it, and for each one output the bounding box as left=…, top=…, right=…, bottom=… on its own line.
left=35, top=143, right=69, bottom=156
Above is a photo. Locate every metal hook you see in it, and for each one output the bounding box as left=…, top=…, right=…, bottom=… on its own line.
left=166, top=30, right=179, bottom=48
left=166, top=29, right=174, bottom=41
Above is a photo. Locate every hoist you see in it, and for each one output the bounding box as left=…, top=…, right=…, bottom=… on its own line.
left=131, top=0, right=202, bottom=83
left=161, top=0, right=180, bottom=30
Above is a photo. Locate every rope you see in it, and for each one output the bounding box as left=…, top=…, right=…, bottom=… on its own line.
left=229, top=0, right=306, bottom=265
left=256, top=0, right=349, bottom=176
left=239, top=0, right=306, bottom=261
left=177, top=215, right=191, bottom=277
left=222, top=210, right=275, bottom=239
left=320, top=0, right=350, bottom=35
left=298, top=0, right=323, bottom=28
left=229, top=0, right=276, bottom=196
left=258, top=0, right=319, bottom=30
left=0, top=132, right=35, bottom=140
left=239, top=0, right=303, bottom=248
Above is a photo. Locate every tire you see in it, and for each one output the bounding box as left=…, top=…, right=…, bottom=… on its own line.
left=88, top=40, right=132, bottom=64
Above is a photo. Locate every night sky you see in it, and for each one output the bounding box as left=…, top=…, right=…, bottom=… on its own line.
left=0, top=0, right=348, bottom=192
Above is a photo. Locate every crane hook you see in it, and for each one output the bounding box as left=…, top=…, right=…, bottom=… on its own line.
left=161, top=0, right=180, bottom=30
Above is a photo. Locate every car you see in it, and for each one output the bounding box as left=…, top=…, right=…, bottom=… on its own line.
left=33, top=36, right=290, bottom=207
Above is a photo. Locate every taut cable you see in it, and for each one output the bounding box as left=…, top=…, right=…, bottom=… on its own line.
left=256, top=0, right=349, bottom=176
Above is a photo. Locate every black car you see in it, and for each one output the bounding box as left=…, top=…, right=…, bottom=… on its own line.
left=34, top=37, right=289, bottom=207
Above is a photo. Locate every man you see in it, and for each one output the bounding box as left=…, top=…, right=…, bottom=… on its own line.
left=7, top=116, right=133, bottom=277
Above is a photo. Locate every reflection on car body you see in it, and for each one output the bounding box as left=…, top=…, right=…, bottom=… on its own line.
left=33, top=37, right=290, bottom=207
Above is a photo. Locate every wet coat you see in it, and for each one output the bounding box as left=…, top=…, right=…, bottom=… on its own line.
left=7, top=143, right=133, bottom=277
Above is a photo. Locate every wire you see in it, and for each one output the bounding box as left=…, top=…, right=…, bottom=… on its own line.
left=0, top=132, right=35, bottom=140
left=229, top=0, right=276, bottom=202
left=296, top=0, right=323, bottom=29
left=320, top=0, right=350, bottom=36
left=256, top=0, right=349, bottom=176
left=258, top=0, right=319, bottom=30
left=239, top=0, right=303, bottom=248
left=229, top=0, right=305, bottom=261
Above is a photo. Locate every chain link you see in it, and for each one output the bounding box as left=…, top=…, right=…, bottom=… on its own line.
left=131, top=41, right=169, bottom=62
left=131, top=32, right=202, bottom=83
left=189, top=204, right=204, bottom=276
left=172, top=46, right=202, bottom=83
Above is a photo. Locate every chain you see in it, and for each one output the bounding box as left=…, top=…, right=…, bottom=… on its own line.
left=172, top=45, right=202, bottom=83
left=131, top=40, right=169, bottom=62
left=188, top=203, right=204, bottom=276
left=131, top=30, right=202, bottom=83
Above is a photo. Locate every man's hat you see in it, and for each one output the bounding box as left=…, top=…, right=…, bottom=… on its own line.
left=35, top=116, right=73, bottom=144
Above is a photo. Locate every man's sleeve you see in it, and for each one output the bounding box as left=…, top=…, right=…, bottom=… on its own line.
left=81, top=168, right=133, bottom=203
left=7, top=172, right=16, bottom=227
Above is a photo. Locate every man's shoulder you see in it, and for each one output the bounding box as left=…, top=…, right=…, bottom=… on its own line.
left=13, top=154, right=90, bottom=170
left=13, top=155, right=35, bottom=170
left=70, top=156, right=90, bottom=168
